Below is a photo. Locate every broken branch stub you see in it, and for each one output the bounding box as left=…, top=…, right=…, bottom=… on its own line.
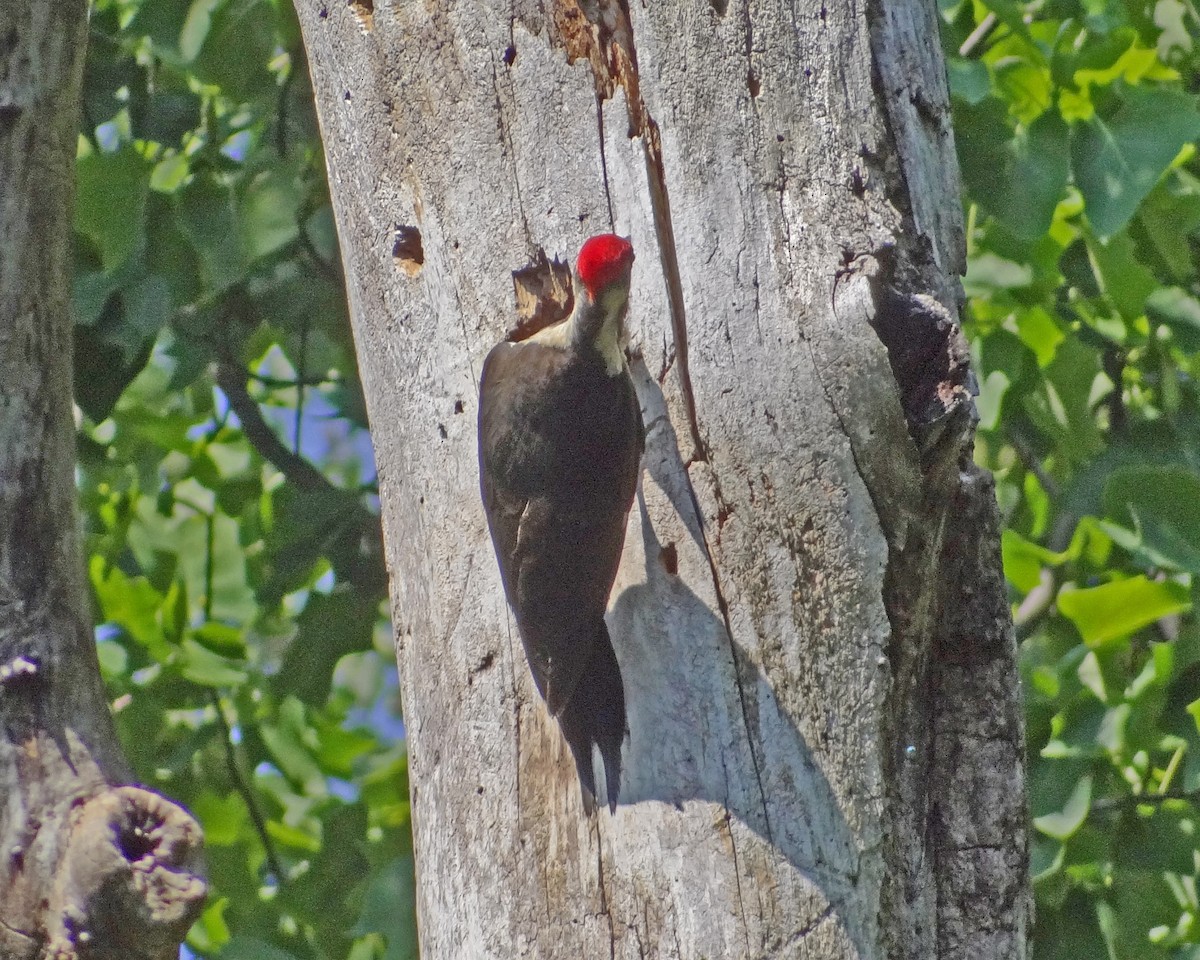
left=47, top=787, right=206, bottom=960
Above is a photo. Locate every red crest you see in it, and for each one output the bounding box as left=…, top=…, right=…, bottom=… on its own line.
left=576, top=234, right=634, bottom=298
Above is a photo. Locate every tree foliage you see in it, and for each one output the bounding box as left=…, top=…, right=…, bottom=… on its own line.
left=942, top=1, right=1200, bottom=956
left=75, top=0, right=413, bottom=957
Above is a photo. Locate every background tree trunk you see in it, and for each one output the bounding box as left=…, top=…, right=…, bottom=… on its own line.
left=295, top=0, right=1029, bottom=957
left=0, top=2, right=205, bottom=956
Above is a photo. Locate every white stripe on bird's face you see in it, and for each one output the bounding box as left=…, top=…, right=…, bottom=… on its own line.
left=591, top=290, right=627, bottom=377
left=528, top=280, right=629, bottom=377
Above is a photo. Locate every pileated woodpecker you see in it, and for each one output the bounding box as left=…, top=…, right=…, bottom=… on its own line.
left=478, top=234, right=644, bottom=812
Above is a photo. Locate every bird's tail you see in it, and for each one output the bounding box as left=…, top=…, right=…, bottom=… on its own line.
left=557, top=620, right=627, bottom=814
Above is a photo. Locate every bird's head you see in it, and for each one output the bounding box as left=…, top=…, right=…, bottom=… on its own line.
left=574, top=234, right=635, bottom=340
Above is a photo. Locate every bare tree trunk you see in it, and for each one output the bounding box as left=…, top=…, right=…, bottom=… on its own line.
left=295, top=0, right=1029, bottom=957
left=0, top=2, right=205, bottom=957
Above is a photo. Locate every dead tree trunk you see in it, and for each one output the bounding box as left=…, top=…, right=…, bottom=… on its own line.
left=295, top=0, right=1029, bottom=957
left=0, top=2, right=205, bottom=957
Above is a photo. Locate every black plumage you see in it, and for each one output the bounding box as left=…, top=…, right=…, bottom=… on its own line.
left=478, top=332, right=643, bottom=811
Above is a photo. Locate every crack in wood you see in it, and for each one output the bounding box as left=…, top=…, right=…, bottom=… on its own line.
left=592, top=817, right=617, bottom=960
left=489, top=51, right=533, bottom=249
left=717, top=753, right=754, bottom=956
left=595, top=98, right=616, bottom=230
left=561, top=0, right=781, bottom=849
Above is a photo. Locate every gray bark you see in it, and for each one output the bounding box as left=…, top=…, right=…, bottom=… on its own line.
left=294, top=0, right=1029, bottom=957
left=0, top=2, right=205, bottom=956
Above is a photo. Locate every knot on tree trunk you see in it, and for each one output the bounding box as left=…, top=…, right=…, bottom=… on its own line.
left=47, top=786, right=206, bottom=960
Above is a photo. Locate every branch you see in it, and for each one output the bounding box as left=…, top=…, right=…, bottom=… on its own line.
left=248, top=371, right=337, bottom=390
left=46, top=787, right=206, bottom=959
left=213, top=358, right=388, bottom=597
left=215, top=361, right=327, bottom=492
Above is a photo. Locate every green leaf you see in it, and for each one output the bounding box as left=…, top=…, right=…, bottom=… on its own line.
left=1022, top=336, right=1104, bottom=465
left=964, top=252, right=1034, bottom=293
left=1057, top=576, right=1192, bottom=648
left=959, top=104, right=1070, bottom=239
left=264, top=818, right=321, bottom=852
left=1015, top=306, right=1065, bottom=367
left=180, top=638, right=248, bottom=686
left=1035, top=891, right=1109, bottom=960
left=141, top=91, right=203, bottom=145
left=303, top=205, right=340, bottom=265
left=150, top=153, right=191, bottom=193
left=1102, top=466, right=1200, bottom=572
left=179, top=0, right=223, bottom=61
left=353, top=857, right=419, bottom=960
left=1071, top=83, right=1200, bottom=238
left=361, top=753, right=411, bottom=830
left=132, top=0, right=201, bottom=54
left=1085, top=229, right=1157, bottom=324
left=176, top=178, right=246, bottom=293
left=191, top=790, right=249, bottom=846
left=993, top=56, right=1054, bottom=123
left=1146, top=286, right=1200, bottom=351
left=1114, top=807, right=1199, bottom=873
left=1002, top=529, right=1066, bottom=593
left=1102, top=867, right=1188, bottom=960
left=187, top=896, right=232, bottom=954
left=73, top=270, right=121, bottom=327
left=276, top=592, right=377, bottom=705
left=91, top=558, right=171, bottom=659
left=143, top=196, right=204, bottom=308
left=311, top=712, right=377, bottom=777
left=1033, top=774, right=1093, bottom=839
left=1130, top=175, right=1200, bottom=285
left=74, top=318, right=156, bottom=422
left=192, top=621, right=247, bottom=657
left=96, top=639, right=129, bottom=679
left=260, top=696, right=326, bottom=794
left=123, top=274, right=174, bottom=342
left=219, top=937, right=302, bottom=960
left=75, top=147, right=151, bottom=270
left=189, top=0, right=276, bottom=100
left=239, top=170, right=302, bottom=261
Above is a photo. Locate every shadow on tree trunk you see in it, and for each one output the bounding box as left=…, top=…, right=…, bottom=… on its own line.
left=610, top=366, right=868, bottom=956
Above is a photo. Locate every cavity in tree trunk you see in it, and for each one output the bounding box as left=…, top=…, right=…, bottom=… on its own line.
left=295, top=0, right=1030, bottom=957
left=0, top=2, right=205, bottom=957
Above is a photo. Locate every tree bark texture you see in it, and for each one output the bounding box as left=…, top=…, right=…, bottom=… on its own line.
left=295, top=0, right=1029, bottom=957
left=0, top=3, right=205, bottom=957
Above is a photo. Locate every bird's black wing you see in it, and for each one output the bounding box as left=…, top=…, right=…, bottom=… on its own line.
left=478, top=341, right=602, bottom=708
left=478, top=339, right=640, bottom=808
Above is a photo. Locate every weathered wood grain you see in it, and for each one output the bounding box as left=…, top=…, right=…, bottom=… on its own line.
left=295, top=1, right=1028, bottom=956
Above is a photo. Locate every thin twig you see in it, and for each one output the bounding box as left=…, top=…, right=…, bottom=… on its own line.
left=1007, top=426, right=1059, bottom=498
left=199, top=500, right=285, bottom=881
left=248, top=371, right=336, bottom=390
left=1102, top=347, right=1127, bottom=435
left=275, top=65, right=293, bottom=159
left=1092, top=788, right=1200, bottom=814
left=204, top=513, right=216, bottom=621
left=210, top=691, right=287, bottom=882
left=294, top=318, right=310, bottom=455
left=298, top=218, right=342, bottom=284
left=959, top=12, right=997, bottom=57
